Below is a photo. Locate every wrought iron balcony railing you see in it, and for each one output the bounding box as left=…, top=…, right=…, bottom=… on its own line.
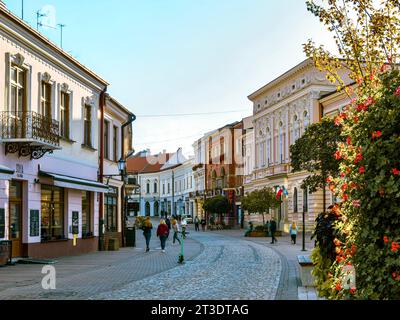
left=0, top=111, right=60, bottom=147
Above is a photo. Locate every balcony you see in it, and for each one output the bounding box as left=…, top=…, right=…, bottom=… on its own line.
left=0, top=111, right=61, bottom=159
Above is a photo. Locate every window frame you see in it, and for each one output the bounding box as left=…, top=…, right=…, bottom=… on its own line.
left=83, top=104, right=92, bottom=147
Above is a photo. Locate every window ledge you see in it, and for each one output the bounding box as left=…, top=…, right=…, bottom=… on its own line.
left=41, top=238, right=69, bottom=244
left=81, top=144, right=97, bottom=152
left=60, top=137, right=76, bottom=144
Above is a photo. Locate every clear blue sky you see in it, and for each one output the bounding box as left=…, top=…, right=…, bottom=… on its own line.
left=6, top=0, right=335, bottom=156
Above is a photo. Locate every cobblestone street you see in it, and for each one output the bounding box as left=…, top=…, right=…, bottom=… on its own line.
left=94, top=231, right=282, bottom=300
left=0, top=226, right=282, bottom=300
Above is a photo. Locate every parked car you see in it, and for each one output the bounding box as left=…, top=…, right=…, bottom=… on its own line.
left=183, top=215, right=193, bottom=224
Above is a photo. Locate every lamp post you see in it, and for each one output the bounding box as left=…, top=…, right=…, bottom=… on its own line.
left=103, top=158, right=136, bottom=248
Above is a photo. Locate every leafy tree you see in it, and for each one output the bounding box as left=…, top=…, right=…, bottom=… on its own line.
left=290, top=117, right=343, bottom=212
left=203, top=195, right=231, bottom=223
left=304, top=0, right=400, bottom=299
left=241, top=187, right=281, bottom=225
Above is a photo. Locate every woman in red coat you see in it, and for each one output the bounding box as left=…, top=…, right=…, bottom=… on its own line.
left=157, top=219, right=169, bottom=253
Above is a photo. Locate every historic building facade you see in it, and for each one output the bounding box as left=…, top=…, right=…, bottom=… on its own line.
left=0, top=3, right=110, bottom=258
left=244, top=59, right=351, bottom=232
left=0, top=2, right=135, bottom=258
left=204, top=121, right=244, bottom=227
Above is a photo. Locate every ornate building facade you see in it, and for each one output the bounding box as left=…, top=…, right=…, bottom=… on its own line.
left=244, top=59, right=351, bottom=232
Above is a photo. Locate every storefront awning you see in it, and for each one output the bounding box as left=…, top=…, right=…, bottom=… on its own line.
left=39, top=171, right=110, bottom=193
left=0, top=165, right=14, bottom=180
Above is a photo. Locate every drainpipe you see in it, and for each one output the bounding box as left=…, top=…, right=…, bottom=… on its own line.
left=99, top=87, right=107, bottom=251
left=121, top=113, right=136, bottom=247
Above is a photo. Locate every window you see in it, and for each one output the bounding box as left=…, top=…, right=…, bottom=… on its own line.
left=163, top=184, right=165, bottom=195
left=83, top=105, right=92, bottom=146
left=279, top=123, right=284, bottom=163
left=146, top=181, right=150, bottom=194
left=104, top=120, right=110, bottom=159
left=168, top=183, right=170, bottom=194
left=10, top=64, right=26, bottom=115
left=266, top=138, right=271, bottom=166
left=294, top=188, right=298, bottom=213
left=40, top=81, right=52, bottom=118
left=60, top=91, right=70, bottom=139
left=82, top=191, right=92, bottom=237
left=303, top=111, right=309, bottom=129
left=293, top=115, right=300, bottom=143
left=105, top=188, right=118, bottom=232
left=113, top=125, right=118, bottom=161
left=154, top=181, right=158, bottom=193
left=41, top=185, right=65, bottom=241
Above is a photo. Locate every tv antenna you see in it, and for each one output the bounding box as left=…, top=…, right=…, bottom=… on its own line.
left=36, top=10, right=47, bottom=30
left=21, top=0, right=24, bottom=20
left=58, top=24, right=66, bottom=49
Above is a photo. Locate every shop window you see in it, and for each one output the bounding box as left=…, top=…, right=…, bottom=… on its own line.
left=41, top=185, right=65, bottom=241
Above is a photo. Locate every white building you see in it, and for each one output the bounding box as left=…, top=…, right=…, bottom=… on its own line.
left=0, top=2, right=109, bottom=258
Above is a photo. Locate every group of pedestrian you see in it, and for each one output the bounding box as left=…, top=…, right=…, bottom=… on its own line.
left=267, top=218, right=298, bottom=245
left=140, top=215, right=199, bottom=253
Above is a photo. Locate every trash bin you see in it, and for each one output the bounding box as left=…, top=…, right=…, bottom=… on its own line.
left=0, top=241, right=12, bottom=266
left=125, top=227, right=136, bottom=247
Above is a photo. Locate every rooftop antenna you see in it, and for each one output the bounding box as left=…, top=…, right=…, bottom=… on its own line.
left=36, top=10, right=47, bottom=31
left=21, top=0, right=24, bottom=20
left=57, top=24, right=66, bottom=49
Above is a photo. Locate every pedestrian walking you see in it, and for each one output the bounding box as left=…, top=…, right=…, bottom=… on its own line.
left=201, top=217, right=206, bottom=232
left=181, top=216, right=188, bottom=237
left=141, top=216, right=153, bottom=252
left=270, top=218, right=278, bottom=244
left=166, top=216, right=171, bottom=236
left=172, top=218, right=181, bottom=245
left=157, top=219, right=169, bottom=253
left=290, top=222, right=299, bottom=245
left=194, top=216, right=200, bottom=232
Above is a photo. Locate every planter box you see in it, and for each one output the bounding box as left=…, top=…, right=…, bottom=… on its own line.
left=248, top=231, right=267, bottom=237
left=108, top=238, right=120, bottom=251
left=0, top=241, right=12, bottom=266
left=298, top=255, right=316, bottom=287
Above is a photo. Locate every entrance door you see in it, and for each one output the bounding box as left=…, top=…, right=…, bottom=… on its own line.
left=9, top=181, right=23, bottom=258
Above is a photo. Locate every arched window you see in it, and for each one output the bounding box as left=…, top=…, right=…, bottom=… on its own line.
left=221, top=167, right=226, bottom=188
left=303, top=111, right=309, bottom=130
left=293, top=115, right=300, bottom=142
left=279, top=121, right=284, bottom=163
left=154, top=201, right=159, bottom=216
left=154, top=181, right=158, bottom=194
left=266, top=137, right=271, bottom=166
left=294, top=187, right=298, bottom=213
left=146, top=180, right=150, bottom=194
left=145, top=202, right=150, bottom=216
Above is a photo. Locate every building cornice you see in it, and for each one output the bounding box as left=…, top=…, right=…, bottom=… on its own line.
left=248, top=58, right=314, bottom=101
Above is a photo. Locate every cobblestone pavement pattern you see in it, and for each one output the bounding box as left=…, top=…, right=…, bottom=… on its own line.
left=94, top=232, right=282, bottom=300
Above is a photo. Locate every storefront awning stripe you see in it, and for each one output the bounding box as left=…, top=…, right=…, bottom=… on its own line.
left=0, top=165, right=14, bottom=180
left=39, top=171, right=110, bottom=193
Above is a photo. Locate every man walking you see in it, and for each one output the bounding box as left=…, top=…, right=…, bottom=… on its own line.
left=194, top=216, right=200, bottom=232
left=270, top=218, right=278, bottom=244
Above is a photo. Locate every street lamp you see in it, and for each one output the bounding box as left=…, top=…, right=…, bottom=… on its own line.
left=117, top=158, right=126, bottom=176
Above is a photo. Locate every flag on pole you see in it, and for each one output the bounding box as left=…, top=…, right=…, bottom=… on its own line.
left=276, top=187, right=283, bottom=199
left=283, top=186, right=289, bottom=199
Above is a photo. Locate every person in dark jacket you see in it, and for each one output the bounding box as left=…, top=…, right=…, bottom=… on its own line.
left=165, top=216, right=171, bottom=236
left=201, top=218, right=207, bottom=232
left=142, top=217, right=153, bottom=252
left=270, top=218, right=278, bottom=244
left=194, top=216, right=200, bottom=232
left=157, top=219, right=169, bottom=253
